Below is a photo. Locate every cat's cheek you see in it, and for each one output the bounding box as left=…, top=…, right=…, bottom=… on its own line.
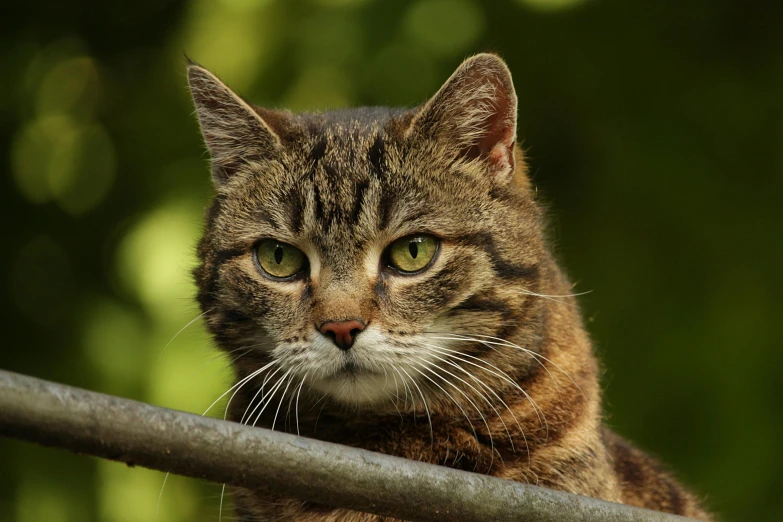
left=379, top=255, right=478, bottom=324
left=215, top=258, right=312, bottom=342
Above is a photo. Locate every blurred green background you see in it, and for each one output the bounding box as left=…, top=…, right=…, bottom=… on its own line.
left=1, top=0, right=781, bottom=520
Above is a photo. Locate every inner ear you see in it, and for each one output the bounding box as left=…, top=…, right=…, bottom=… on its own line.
left=464, top=77, right=516, bottom=173
left=409, top=53, right=518, bottom=180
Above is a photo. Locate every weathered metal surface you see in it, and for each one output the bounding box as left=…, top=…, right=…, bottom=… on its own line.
left=0, top=369, right=694, bottom=521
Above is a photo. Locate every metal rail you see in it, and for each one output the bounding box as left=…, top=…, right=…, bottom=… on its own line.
left=0, top=369, right=693, bottom=521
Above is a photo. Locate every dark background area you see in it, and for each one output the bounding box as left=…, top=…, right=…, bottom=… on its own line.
left=1, top=0, right=781, bottom=520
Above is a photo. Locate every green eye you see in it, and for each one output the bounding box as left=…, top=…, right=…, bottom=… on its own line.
left=255, top=240, right=307, bottom=279
left=387, top=235, right=439, bottom=273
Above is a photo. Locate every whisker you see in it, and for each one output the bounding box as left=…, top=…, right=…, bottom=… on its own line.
left=416, top=357, right=494, bottom=469
left=218, top=483, right=227, bottom=522
left=241, top=366, right=285, bottom=425
left=206, top=362, right=277, bottom=420
left=224, top=348, right=253, bottom=365
left=427, top=333, right=558, bottom=390
left=217, top=362, right=281, bottom=522
left=518, top=288, right=592, bottom=307
left=397, top=366, right=434, bottom=447
left=158, top=359, right=275, bottom=521
left=408, top=361, right=487, bottom=470
left=422, top=343, right=547, bottom=435
left=390, top=364, right=401, bottom=402
left=240, top=366, right=283, bottom=425
left=154, top=473, right=169, bottom=522
left=250, top=369, right=293, bottom=428
left=160, top=310, right=209, bottom=356
left=419, top=347, right=518, bottom=452
left=427, top=332, right=583, bottom=399
left=465, top=333, right=586, bottom=400
left=294, top=372, right=308, bottom=436
left=312, top=395, right=329, bottom=435
left=272, top=372, right=296, bottom=431
left=391, top=364, right=413, bottom=409
left=386, top=364, right=407, bottom=423
left=422, top=345, right=536, bottom=466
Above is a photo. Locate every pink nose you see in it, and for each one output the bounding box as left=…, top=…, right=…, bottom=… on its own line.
left=319, top=320, right=366, bottom=350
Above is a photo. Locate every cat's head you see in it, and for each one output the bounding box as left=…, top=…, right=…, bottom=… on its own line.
left=190, top=54, right=549, bottom=406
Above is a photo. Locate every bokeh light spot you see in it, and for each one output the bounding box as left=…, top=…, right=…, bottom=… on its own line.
left=36, top=56, right=100, bottom=118
left=312, top=0, right=371, bottom=6
left=365, top=44, right=437, bottom=106
left=82, top=299, right=147, bottom=394
left=12, top=43, right=112, bottom=215
left=218, top=0, right=272, bottom=9
left=11, top=115, right=115, bottom=214
left=284, top=66, right=353, bottom=111
left=22, top=38, right=88, bottom=98
left=116, top=200, right=203, bottom=321
left=96, top=460, right=198, bottom=522
left=11, top=115, right=65, bottom=204
left=54, top=123, right=115, bottom=215
left=147, top=327, right=232, bottom=415
left=180, top=0, right=277, bottom=90
left=17, top=477, right=74, bottom=522
left=404, top=0, right=485, bottom=57
left=516, top=0, right=587, bottom=12
left=298, top=12, right=363, bottom=67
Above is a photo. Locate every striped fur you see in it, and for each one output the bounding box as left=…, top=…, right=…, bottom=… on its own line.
left=188, top=54, right=710, bottom=520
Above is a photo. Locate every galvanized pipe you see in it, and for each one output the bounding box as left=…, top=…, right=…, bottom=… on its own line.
left=0, top=369, right=692, bottom=521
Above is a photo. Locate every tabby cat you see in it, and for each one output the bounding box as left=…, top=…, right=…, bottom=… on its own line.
left=188, top=54, right=710, bottom=521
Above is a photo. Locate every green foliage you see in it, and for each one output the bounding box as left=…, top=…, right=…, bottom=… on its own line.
left=1, top=0, right=781, bottom=520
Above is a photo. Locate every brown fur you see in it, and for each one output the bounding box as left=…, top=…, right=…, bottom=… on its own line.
left=187, top=54, right=711, bottom=520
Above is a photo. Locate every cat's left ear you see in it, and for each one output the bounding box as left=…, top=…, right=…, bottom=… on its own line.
left=187, top=63, right=284, bottom=186
left=408, top=53, right=517, bottom=181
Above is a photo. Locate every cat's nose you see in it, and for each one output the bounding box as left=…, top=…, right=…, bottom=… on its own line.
left=319, top=320, right=366, bottom=351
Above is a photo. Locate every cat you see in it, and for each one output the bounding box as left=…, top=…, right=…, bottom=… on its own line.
left=188, top=53, right=710, bottom=521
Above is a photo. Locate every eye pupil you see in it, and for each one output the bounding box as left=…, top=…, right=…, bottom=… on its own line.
left=409, top=242, right=418, bottom=259
left=274, top=245, right=283, bottom=264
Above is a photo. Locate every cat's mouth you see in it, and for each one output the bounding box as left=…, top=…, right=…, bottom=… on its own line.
left=312, top=363, right=397, bottom=405
left=316, top=354, right=384, bottom=386
left=333, top=357, right=381, bottom=379
left=341, top=359, right=358, bottom=375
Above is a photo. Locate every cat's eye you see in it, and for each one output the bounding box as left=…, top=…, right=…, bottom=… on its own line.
left=254, top=239, right=307, bottom=279
left=386, top=235, right=439, bottom=274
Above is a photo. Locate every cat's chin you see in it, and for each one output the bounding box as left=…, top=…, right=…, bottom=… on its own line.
left=309, top=371, right=401, bottom=406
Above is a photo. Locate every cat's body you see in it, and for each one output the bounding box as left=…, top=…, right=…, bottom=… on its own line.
left=188, top=54, right=710, bottom=521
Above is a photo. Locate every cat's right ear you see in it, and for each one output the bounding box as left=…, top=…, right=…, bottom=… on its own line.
left=187, top=64, right=282, bottom=186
